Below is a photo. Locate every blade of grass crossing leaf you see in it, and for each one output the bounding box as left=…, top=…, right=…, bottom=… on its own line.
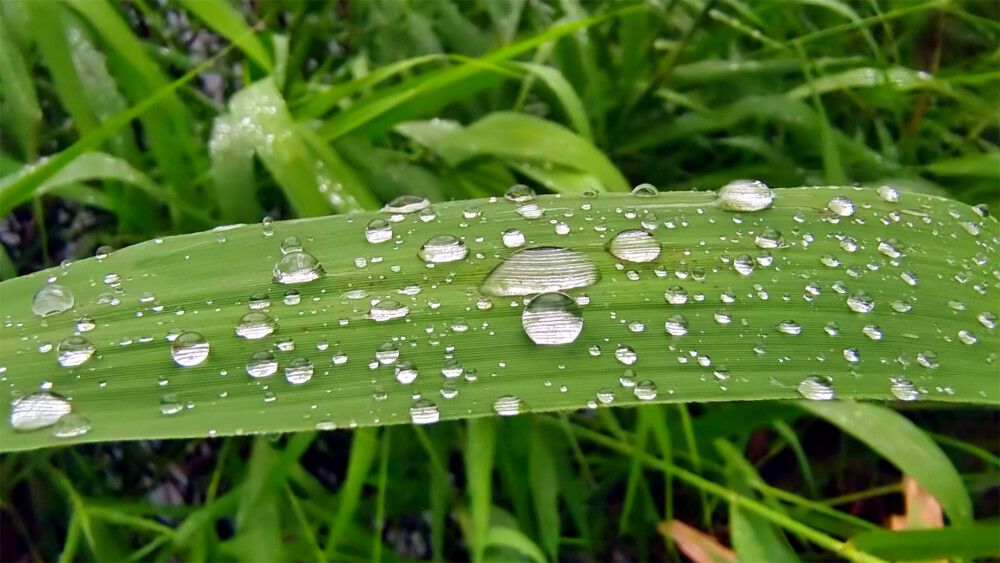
left=645, top=407, right=676, bottom=556
left=177, top=0, right=272, bottom=70
left=324, top=427, right=378, bottom=557
left=798, top=401, right=973, bottom=525
left=415, top=425, right=452, bottom=561
left=284, top=483, right=326, bottom=563
left=529, top=420, right=560, bottom=561
left=465, top=418, right=497, bottom=563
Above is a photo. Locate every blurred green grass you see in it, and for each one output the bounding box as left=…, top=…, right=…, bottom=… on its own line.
left=0, top=0, right=997, bottom=561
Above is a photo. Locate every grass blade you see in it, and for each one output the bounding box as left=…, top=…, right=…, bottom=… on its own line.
left=0, top=17, right=41, bottom=160
left=465, top=418, right=497, bottom=563
left=847, top=525, right=1000, bottom=560
left=177, top=0, right=272, bottom=71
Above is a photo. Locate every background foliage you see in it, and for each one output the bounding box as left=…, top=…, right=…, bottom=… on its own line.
left=0, top=0, right=998, bottom=561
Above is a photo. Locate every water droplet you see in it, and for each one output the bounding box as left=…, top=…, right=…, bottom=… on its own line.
left=820, top=254, right=840, bottom=268
left=917, top=350, right=938, bottom=369
left=246, top=350, right=278, bottom=378
left=607, top=230, right=660, bottom=263
left=755, top=227, right=783, bottom=249
left=890, top=378, right=918, bottom=401
left=376, top=342, right=399, bottom=365
left=615, top=346, right=638, bottom=366
left=493, top=395, right=523, bottom=416
left=262, top=216, right=274, bottom=237
left=171, top=332, right=210, bottom=367
left=797, top=376, right=835, bottom=400
left=877, top=238, right=903, bottom=258
left=665, top=314, right=688, bottom=336
left=441, top=358, right=464, bottom=378
left=451, top=317, right=469, bottom=332
left=95, top=245, right=113, bottom=260
left=733, top=254, right=755, bottom=276
left=365, top=219, right=392, bottom=244
left=502, top=229, right=526, bottom=248
left=248, top=292, right=270, bottom=310
left=370, top=299, right=409, bottom=322
left=483, top=247, right=598, bottom=296
left=57, top=336, right=95, bottom=367
left=285, top=357, right=314, bottom=384
left=75, top=317, right=96, bottom=332
left=828, top=196, right=855, bottom=217
left=847, top=291, right=875, bottom=313
left=634, top=380, right=657, bottom=400
left=713, top=366, right=730, bottom=381
left=283, top=289, right=301, bottom=305
left=522, top=292, right=583, bottom=345
left=877, top=185, right=900, bottom=202
left=384, top=195, right=431, bottom=220
left=10, top=392, right=72, bottom=431
left=978, top=312, right=997, bottom=329
left=596, top=388, right=615, bottom=404
left=664, top=286, right=688, bottom=305
left=396, top=361, right=418, bottom=384
left=160, top=393, right=183, bottom=415
left=476, top=297, right=493, bottom=311
left=32, top=284, right=74, bottom=317
left=273, top=251, right=325, bottom=284
left=52, top=413, right=91, bottom=438
left=631, top=183, right=658, bottom=197
left=777, top=321, right=802, bottom=335
left=235, top=311, right=277, bottom=339
left=280, top=236, right=303, bottom=254
left=843, top=348, right=860, bottom=363
left=505, top=184, right=536, bottom=203
left=418, top=235, right=468, bottom=263
left=862, top=324, right=883, bottom=340
left=715, top=180, right=773, bottom=211
left=714, top=309, right=732, bottom=324
left=410, top=398, right=439, bottom=424
left=891, top=299, right=912, bottom=313
left=901, top=271, right=918, bottom=286
left=957, top=330, right=978, bottom=345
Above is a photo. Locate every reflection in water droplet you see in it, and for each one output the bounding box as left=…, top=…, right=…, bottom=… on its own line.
left=171, top=331, right=210, bottom=367
left=57, top=336, right=95, bottom=367
left=502, top=229, right=526, bottom=248
left=247, top=350, right=278, bottom=378
left=441, top=358, right=464, bottom=378
left=283, top=289, right=301, bottom=305
left=665, top=314, right=688, bottom=336
left=493, top=395, right=523, bottom=416
left=615, top=346, right=637, bottom=366
left=828, top=196, right=855, bottom=217
left=52, top=413, right=91, bottom=438
left=76, top=317, right=96, bottom=332
left=596, top=388, right=615, bottom=404
left=32, top=284, right=74, bottom=317
left=418, top=235, right=468, bottom=263
left=285, top=357, right=314, bottom=384
left=522, top=292, right=583, bottom=345
left=847, top=291, right=875, bottom=314
left=733, top=254, right=755, bottom=276
left=235, top=311, right=277, bottom=339
left=160, top=393, right=183, bottom=415
left=370, top=299, right=409, bottom=322
left=634, top=380, right=657, bottom=400
left=273, top=251, right=325, bottom=284
left=797, top=376, right=835, bottom=400
left=376, top=342, right=399, bottom=365
left=877, top=185, right=899, bottom=202
left=410, top=398, right=439, bottom=424
left=890, top=378, right=918, bottom=401
left=631, top=183, right=659, bottom=197
left=396, top=361, right=418, bottom=384
left=10, top=392, right=72, bottom=431
left=482, top=247, right=598, bottom=296
left=365, top=219, right=392, bottom=244
left=280, top=236, right=303, bottom=254
left=505, top=184, right=536, bottom=203
left=664, top=286, right=688, bottom=305
left=384, top=195, right=431, bottom=216
left=607, top=230, right=660, bottom=263
left=715, top=180, right=773, bottom=211
left=777, top=321, right=802, bottom=335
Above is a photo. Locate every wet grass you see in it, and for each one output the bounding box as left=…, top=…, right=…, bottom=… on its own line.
left=0, top=0, right=998, bottom=561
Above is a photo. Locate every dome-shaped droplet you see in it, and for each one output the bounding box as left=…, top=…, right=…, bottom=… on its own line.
left=505, top=184, right=536, bottom=203
left=665, top=314, right=688, bottom=336
left=607, top=230, right=660, bottom=263
left=249, top=292, right=270, bottom=310
left=365, top=219, right=392, bottom=244
left=664, top=286, right=688, bottom=305
left=522, top=292, right=583, bottom=345
left=384, top=195, right=431, bottom=218
left=493, top=395, right=523, bottom=416
left=890, top=378, right=918, bottom=401
left=716, top=180, right=773, bottom=211
left=797, top=376, right=834, bottom=400
left=483, top=247, right=598, bottom=296
left=631, top=183, right=658, bottom=197
left=754, top=227, right=783, bottom=249
left=441, top=359, right=464, bottom=379
left=235, top=312, right=277, bottom=339
left=828, top=196, right=855, bottom=217
left=396, top=361, right=418, bottom=384
left=285, top=357, right=314, bottom=384
left=877, top=238, right=903, bottom=258
left=10, top=392, right=72, bottom=431
left=370, top=299, right=409, bottom=322
left=32, top=284, right=74, bottom=317
left=76, top=317, right=96, bottom=332
left=171, top=331, right=210, bottom=367
left=57, top=336, right=95, bottom=367
left=418, top=235, right=468, bottom=263
left=410, top=398, right=439, bottom=424
left=246, top=350, right=278, bottom=378
left=52, top=413, right=91, bottom=438
left=846, top=291, right=875, bottom=314
left=160, top=393, right=183, bottom=415
left=733, top=254, right=755, bottom=276
left=502, top=229, right=526, bottom=248
left=596, top=388, right=615, bottom=404
left=876, top=185, right=899, bottom=202
left=280, top=236, right=303, bottom=254
left=978, top=312, right=997, bottom=329
left=376, top=342, right=399, bottom=365
left=615, top=346, right=637, bottom=366
left=777, top=321, right=802, bottom=335
left=283, top=289, right=301, bottom=305
left=273, top=251, right=325, bottom=284
left=634, top=380, right=658, bottom=400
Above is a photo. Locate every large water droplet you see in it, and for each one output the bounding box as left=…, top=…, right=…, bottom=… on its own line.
left=57, top=336, right=95, bottom=367
left=376, top=342, right=399, bottom=365
left=665, top=314, right=688, bottom=336
left=664, top=286, right=688, bottom=305
left=631, top=183, right=658, bottom=197
left=634, top=380, right=658, bottom=400
left=482, top=247, right=599, bottom=296
left=52, top=413, right=91, bottom=438
left=235, top=311, right=277, bottom=339
left=396, top=361, right=418, bottom=384
left=615, top=346, right=638, bottom=366
left=171, top=331, right=210, bottom=367
left=418, top=235, right=468, bottom=263
left=890, top=378, right=918, bottom=401
left=715, top=180, right=773, bottom=211
left=410, top=398, right=439, bottom=424
left=847, top=291, right=875, bottom=314
left=502, top=229, right=526, bottom=248
left=522, top=292, right=583, bottom=345
left=384, top=195, right=431, bottom=216
left=607, top=230, right=660, bottom=263
left=505, top=184, right=536, bottom=203
left=32, top=284, right=74, bottom=317
left=365, top=219, right=392, bottom=244
left=733, top=254, right=755, bottom=276
left=247, top=350, right=278, bottom=378
left=877, top=185, right=899, bottom=202
left=10, top=392, right=72, bottom=431
left=797, top=376, right=835, bottom=400
left=370, top=299, right=409, bottom=322
left=493, top=395, right=523, bottom=416
left=285, top=357, right=314, bottom=384
left=828, top=196, right=855, bottom=217
left=273, top=251, right=325, bottom=284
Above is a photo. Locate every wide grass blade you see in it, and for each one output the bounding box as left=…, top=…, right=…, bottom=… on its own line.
left=847, top=525, right=1000, bottom=560
left=0, top=187, right=996, bottom=451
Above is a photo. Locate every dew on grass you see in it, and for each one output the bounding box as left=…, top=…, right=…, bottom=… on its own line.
left=522, top=292, right=583, bottom=345
left=57, top=336, right=95, bottom=367
left=235, top=311, right=277, bottom=339
left=715, top=180, right=773, bottom=211
left=482, top=247, right=598, bottom=296
left=32, top=284, right=74, bottom=317
left=10, top=392, right=72, bottom=431
left=171, top=332, right=209, bottom=367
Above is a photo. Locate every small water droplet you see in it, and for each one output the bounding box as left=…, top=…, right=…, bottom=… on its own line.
left=877, top=185, right=900, bottom=202
left=280, top=236, right=303, bottom=254
left=615, top=346, right=638, bottom=366
left=502, top=229, right=526, bottom=248
left=797, top=376, right=835, bottom=400
left=370, top=299, right=409, bottom=322
left=847, top=291, right=875, bottom=313
left=57, top=336, right=95, bottom=367
left=777, top=321, right=802, bottom=335
left=734, top=254, right=755, bottom=276
left=32, top=284, right=74, bottom=317
left=365, top=219, right=392, bottom=244
left=828, top=196, right=855, bottom=217
left=862, top=324, right=883, bottom=340
left=283, top=289, right=301, bottom=305
left=396, top=361, right=418, bottom=384
left=285, top=357, right=314, bottom=384
left=957, top=330, right=978, bottom=345
left=441, top=358, right=464, bottom=378
left=664, top=286, right=688, bottom=305
left=418, top=235, right=468, bottom=263
left=493, top=395, right=523, bottom=416
left=978, top=312, right=997, bottom=329
left=890, top=378, right=918, bottom=401
left=505, top=184, right=536, bottom=203
left=52, top=413, right=91, bottom=438
left=665, top=314, right=688, bottom=336
left=596, top=388, right=615, bottom=404
left=235, top=311, right=277, bottom=339
left=634, top=380, right=657, bottom=400
left=273, top=251, right=325, bottom=284
left=522, top=292, right=583, bottom=345
left=160, top=393, right=183, bottom=415
left=246, top=350, right=278, bottom=378
left=249, top=292, right=270, bottom=310
left=171, top=332, right=210, bottom=367
left=877, top=238, right=903, bottom=258
left=376, top=342, right=399, bottom=365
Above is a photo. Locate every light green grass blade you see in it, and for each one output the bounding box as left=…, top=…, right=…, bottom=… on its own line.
left=798, top=401, right=973, bottom=525
left=847, top=525, right=1000, bottom=560
left=513, top=62, right=593, bottom=142
left=485, top=526, right=547, bottom=563
left=177, top=0, right=272, bottom=71
left=922, top=153, right=1000, bottom=178
left=208, top=114, right=262, bottom=224
left=466, top=418, right=497, bottom=563
left=0, top=188, right=996, bottom=452
left=0, top=17, right=41, bottom=160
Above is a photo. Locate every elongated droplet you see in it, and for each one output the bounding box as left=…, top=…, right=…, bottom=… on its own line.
left=607, top=230, right=660, bottom=263
left=52, top=413, right=91, bottom=438
left=828, top=196, right=855, bottom=217
left=890, top=378, right=919, bottom=401
left=370, top=299, right=409, bottom=322
left=634, top=380, right=658, bottom=400
left=482, top=247, right=598, bottom=296
left=522, top=292, right=583, bottom=345
left=715, top=180, right=773, bottom=211
left=10, top=392, right=72, bottom=431
left=384, top=195, right=430, bottom=216
left=365, top=219, right=392, bottom=243
left=797, top=376, right=835, bottom=400
left=32, top=284, right=74, bottom=317
left=493, top=396, right=523, bottom=416
left=418, top=235, right=468, bottom=263
left=171, top=331, right=210, bottom=367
